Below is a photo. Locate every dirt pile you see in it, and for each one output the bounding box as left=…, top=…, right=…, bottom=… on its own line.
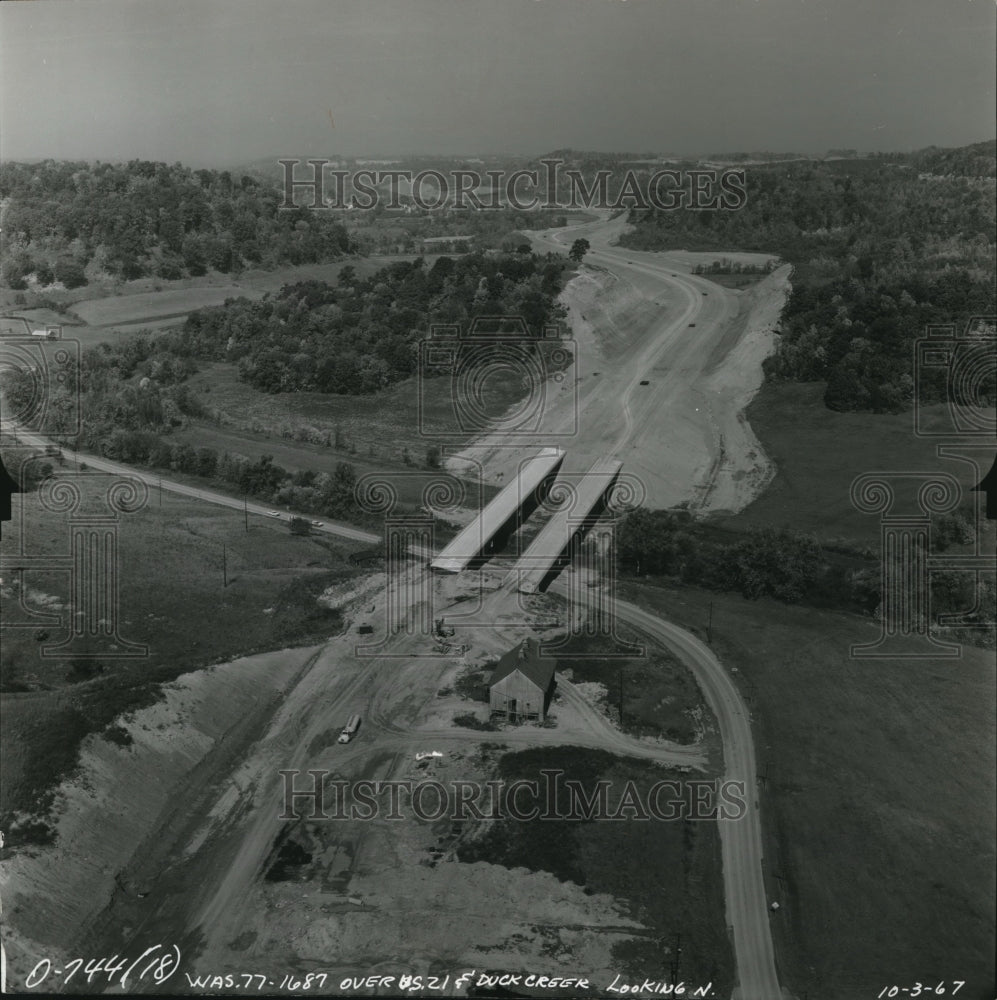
left=215, top=741, right=642, bottom=984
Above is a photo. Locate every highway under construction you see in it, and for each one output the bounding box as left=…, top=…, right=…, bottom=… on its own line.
left=429, top=446, right=624, bottom=596
left=3, top=212, right=788, bottom=1000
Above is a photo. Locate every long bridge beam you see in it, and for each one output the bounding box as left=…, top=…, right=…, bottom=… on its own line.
left=429, top=447, right=565, bottom=574
left=507, top=456, right=622, bottom=594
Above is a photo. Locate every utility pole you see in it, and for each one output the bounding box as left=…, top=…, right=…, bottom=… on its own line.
left=618, top=669, right=624, bottom=726
left=158, top=477, right=162, bottom=510
left=707, top=601, right=714, bottom=644
left=244, top=495, right=249, bottom=533
left=222, top=543, right=227, bottom=588
left=759, top=740, right=770, bottom=788
left=668, top=932, right=682, bottom=985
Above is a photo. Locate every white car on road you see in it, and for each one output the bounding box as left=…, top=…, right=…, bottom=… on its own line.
left=338, top=714, right=362, bottom=744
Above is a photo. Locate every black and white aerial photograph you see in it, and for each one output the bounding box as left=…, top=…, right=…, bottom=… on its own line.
left=0, top=1, right=994, bottom=998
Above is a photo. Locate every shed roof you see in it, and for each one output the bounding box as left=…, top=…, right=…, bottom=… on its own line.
left=488, top=638, right=555, bottom=692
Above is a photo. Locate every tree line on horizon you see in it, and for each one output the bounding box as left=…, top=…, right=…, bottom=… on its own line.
left=0, top=159, right=354, bottom=289
left=615, top=506, right=994, bottom=642
left=621, top=140, right=996, bottom=413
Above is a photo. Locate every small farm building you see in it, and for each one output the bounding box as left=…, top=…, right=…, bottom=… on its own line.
left=488, top=638, right=556, bottom=722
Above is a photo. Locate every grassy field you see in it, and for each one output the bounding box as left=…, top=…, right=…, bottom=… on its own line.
left=235, top=256, right=405, bottom=292
left=69, top=285, right=258, bottom=327
left=0, top=311, right=84, bottom=334
left=618, top=578, right=996, bottom=1000
left=189, top=358, right=532, bottom=465
left=553, top=631, right=707, bottom=745
left=457, top=746, right=734, bottom=992
left=64, top=257, right=411, bottom=327
left=720, top=381, right=992, bottom=544
left=0, top=471, right=367, bottom=831
left=2, top=310, right=162, bottom=349
left=170, top=419, right=499, bottom=513
left=1, top=255, right=421, bottom=344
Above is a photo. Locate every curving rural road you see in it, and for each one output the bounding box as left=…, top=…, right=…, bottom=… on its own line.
left=5, top=218, right=786, bottom=998
left=550, top=579, right=783, bottom=1000
left=531, top=214, right=784, bottom=998
left=6, top=428, right=382, bottom=546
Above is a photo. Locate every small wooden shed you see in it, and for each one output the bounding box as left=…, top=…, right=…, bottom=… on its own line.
left=488, top=638, right=556, bottom=722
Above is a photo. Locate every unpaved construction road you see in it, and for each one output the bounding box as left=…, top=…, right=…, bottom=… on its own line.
left=453, top=212, right=789, bottom=514
left=181, top=574, right=713, bottom=977
left=17, top=557, right=782, bottom=998
left=3, top=219, right=789, bottom=997
left=15, top=569, right=715, bottom=995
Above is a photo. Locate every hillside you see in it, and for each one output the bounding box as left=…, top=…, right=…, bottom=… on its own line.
left=620, top=140, right=996, bottom=413
left=0, top=160, right=354, bottom=288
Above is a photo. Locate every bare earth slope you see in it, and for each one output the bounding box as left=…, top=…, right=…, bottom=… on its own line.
left=450, top=213, right=789, bottom=513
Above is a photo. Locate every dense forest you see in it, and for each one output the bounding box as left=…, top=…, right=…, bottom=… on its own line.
left=174, top=252, right=568, bottom=394
left=620, top=141, right=996, bottom=412
left=0, top=159, right=354, bottom=287
left=0, top=252, right=569, bottom=510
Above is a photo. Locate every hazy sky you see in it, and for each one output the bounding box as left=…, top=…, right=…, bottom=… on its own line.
left=2, top=0, right=994, bottom=166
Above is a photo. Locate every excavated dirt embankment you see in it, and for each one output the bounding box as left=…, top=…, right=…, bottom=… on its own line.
left=0, top=646, right=317, bottom=984
left=694, top=263, right=792, bottom=515
left=449, top=257, right=790, bottom=518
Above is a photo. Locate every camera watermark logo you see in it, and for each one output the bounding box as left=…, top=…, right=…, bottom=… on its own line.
left=849, top=472, right=964, bottom=658
left=418, top=317, right=576, bottom=439
left=0, top=319, right=81, bottom=438
left=0, top=458, right=149, bottom=660
left=851, top=317, right=995, bottom=659
left=352, top=466, right=484, bottom=656
left=913, top=319, right=995, bottom=439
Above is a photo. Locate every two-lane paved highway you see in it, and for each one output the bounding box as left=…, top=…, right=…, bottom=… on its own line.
left=7, top=428, right=381, bottom=545
left=5, top=218, right=785, bottom=997
left=551, top=579, right=783, bottom=1000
